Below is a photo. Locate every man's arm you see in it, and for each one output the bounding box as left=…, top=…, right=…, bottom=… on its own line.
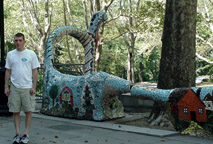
left=30, top=68, right=38, bottom=95
left=5, top=69, right=11, bottom=97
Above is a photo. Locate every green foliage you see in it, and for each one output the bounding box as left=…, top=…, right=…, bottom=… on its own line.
left=5, top=41, right=15, bottom=53
left=36, top=68, right=43, bottom=97
left=99, top=38, right=127, bottom=79
left=196, top=60, right=210, bottom=75
left=208, top=66, right=213, bottom=80
left=135, top=46, right=161, bottom=82
left=4, top=4, right=15, bottom=19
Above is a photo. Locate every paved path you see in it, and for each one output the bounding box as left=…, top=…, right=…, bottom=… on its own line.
left=0, top=112, right=212, bottom=144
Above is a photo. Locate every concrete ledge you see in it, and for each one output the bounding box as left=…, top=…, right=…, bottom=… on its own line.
left=29, top=113, right=179, bottom=137
left=120, top=93, right=154, bottom=113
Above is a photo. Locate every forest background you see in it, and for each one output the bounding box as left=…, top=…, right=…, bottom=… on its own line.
left=3, top=0, right=213, bottom=92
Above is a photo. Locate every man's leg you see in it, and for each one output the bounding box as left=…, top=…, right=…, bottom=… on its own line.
left=19, top=111, right=31, bottom=144
left=24, top=111, right=32, bottom=135
left=13, top=112, right=20, bottom=134
left=21, top=87, right=34, bottom=135
left=20, top=88, right=35, bottom=144
left=13, top=113, right=21, bottom=144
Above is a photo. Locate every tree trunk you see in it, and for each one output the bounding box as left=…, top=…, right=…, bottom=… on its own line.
left=139, top=54, right=143, bottom=82
left=127, top=45, right=135, bottom=83
left=127, top=0, right=136, bottom=83
left=82, top=0, right=89, bottom=29
left=92, top=0, right=114, bottom=72
left=158, top=0, right=197, bottom=89
left=66, top=0, right=74, bottom=26
left=62, top=0, right=78, bottom=72
left=95, top=0, right=101, bottom=11
left=130, top=39, right=135, bottom=83
left=94, top=37, right=103, bottom=72
left=88, top=0, right=94, bottom=17
left=127, top=50, right=131, bottom=81
left=150, top=0, right=198, bottom=127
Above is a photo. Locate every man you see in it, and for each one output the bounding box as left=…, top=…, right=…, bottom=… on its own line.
left=4, top=33, right=40, bottom=144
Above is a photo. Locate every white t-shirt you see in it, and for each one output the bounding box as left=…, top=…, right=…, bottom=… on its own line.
left=5, top=49, right=40, bottom=88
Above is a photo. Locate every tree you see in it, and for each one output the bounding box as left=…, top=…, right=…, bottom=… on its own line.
left=149, top=0, right=198, bottom=127
left=20, top=0, right=52, bottom=63
left=5, top=0, right=208, bottom=84
left=158, top=0, right=197, bottom=89
left=4, top=0, right=165, bottom=81
left=105, top=0, right=164, bottom=82
left=109, top=0, right=139, bottom=83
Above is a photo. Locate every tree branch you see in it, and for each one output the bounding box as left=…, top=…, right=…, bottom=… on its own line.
left=20, top=0, right=38, bottom=49
left=103, top=0, right=114, bottom=11
left=203, top=0, right=213, bottom=33
left=66, top=0, right=74, bottom=26
left=89, top=0, right=94, bottom=17
left=105, top=9, right=121, bottom=24
left=82, top=0, right=89, bottom=29
left=196, top=53, right=213, bottom=64
left=96, top=0, right=101, bottom=11
left=28, top=0, right=43, bottom=36
left=136, top=0, right=140, bottom=11
left=196, top=35, right=213, bottom=48
left=44, top=0, right=52, bottom=34
left=103, top=31, right=129, bottom=44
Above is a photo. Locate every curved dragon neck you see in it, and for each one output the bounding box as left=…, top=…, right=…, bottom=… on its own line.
left=44, top=11, right=108, bottom=77
left=44, top=26, right=84, bottom=71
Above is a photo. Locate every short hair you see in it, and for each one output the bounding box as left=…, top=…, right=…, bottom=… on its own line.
left=14, top=33, right=25, bottom=40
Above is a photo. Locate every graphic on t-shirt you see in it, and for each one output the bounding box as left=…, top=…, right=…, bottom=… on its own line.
left=21, top=58, right=27, bottom=62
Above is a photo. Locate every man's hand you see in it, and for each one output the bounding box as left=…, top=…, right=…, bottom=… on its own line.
left=5, top=69, right=11, bottom=97
left=31, top=68, right=38, bottom=96
left=4, top=86, right=10, bottom=97
left=30, top=87, right=36, bottom=96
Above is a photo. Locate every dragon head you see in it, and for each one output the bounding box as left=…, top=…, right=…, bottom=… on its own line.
left=87, top=11, right=108, bottom=39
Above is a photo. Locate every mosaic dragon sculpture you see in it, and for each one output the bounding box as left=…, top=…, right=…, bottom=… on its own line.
left=41, top=11, right=213, bottom=134
left=41, top=11, right=131, bottom=120
left=131, top=86, right=213, bottom=133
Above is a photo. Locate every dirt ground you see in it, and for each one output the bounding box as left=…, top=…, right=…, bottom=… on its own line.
left=109, top=112, right=176, bottom=131
left=109, top=112, right=213, bottom=140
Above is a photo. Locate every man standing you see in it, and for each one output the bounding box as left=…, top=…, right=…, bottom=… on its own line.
left=4, top=33, right=40, bottom=144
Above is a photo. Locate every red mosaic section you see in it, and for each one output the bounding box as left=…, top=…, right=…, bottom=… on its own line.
left=178, top=89, right=207, bottom=122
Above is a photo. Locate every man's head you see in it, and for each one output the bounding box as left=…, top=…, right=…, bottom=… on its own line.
left=14, top=33, right=26, bottom=51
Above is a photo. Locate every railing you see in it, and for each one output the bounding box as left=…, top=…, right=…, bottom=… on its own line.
left=36, top=63, right=84, bottom=97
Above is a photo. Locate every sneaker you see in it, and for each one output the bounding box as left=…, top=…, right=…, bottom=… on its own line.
left=20, top=134, right=29, bottom=144
left=13, top=134, right=20, bottom=144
